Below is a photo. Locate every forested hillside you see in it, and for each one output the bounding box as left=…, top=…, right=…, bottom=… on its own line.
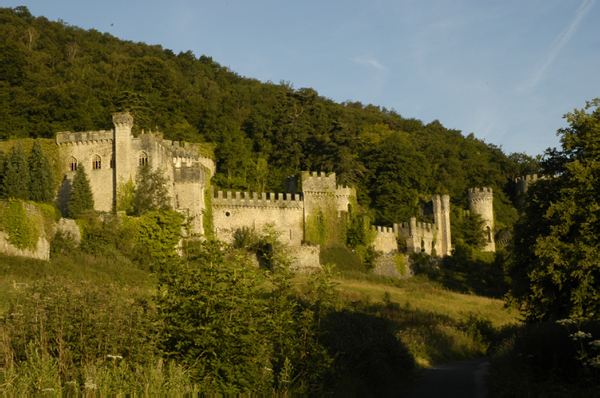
left=0, top=6, right=539, bottom=235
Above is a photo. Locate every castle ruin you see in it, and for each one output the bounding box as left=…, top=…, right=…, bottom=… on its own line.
left=50, top=112, right=496, bottom=261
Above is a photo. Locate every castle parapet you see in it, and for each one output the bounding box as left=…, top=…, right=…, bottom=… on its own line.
left=212, top=189, right=303, bottom=209
left=173, top=163, right=207, bottom=184
left=302, top=171, right=337, bottom=192
left=56, top=130, right=113, bottom=145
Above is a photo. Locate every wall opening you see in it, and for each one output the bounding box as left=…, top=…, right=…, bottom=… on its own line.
left=92, top=155, right=101, bottom=170
left=69, top=157, right=77, bottom=172
left=139, top=152, right=148, bottom=166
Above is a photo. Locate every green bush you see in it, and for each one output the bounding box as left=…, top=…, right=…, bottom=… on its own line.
left=3, top=277, right=160, bottom=389
left=156, top=240, right=332, bottom=394
left=323, top=310, right=416, bottom=395
left=320, top=245, right=366, bottom=272
left=0, top=199, right=40, bottom=250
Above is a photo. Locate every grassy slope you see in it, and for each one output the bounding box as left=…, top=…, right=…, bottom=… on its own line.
left=335, top=278, right=515, bottom=328
left=1, top=252, right=517, bottom=370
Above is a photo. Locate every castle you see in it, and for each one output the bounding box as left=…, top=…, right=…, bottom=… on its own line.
left=53, top=112, right=496, bottom=259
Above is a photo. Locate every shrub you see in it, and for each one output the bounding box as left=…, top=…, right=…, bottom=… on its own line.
left=323, top=310, right=416, bottom=395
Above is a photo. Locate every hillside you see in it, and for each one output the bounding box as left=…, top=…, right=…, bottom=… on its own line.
left=0, top=6, right=539, bottom=234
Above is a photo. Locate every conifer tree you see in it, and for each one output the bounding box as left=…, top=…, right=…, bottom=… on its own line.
left=68, top=165, right=95, bottom=218
left=28, top=139, right=55, bottom=203
left=2, top=141, right=30, bottom=200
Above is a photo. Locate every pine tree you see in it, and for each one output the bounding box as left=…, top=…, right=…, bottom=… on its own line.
left=28, top=139, right=55, bottom=203
left=2, top=141, right=30, bottom=200
left=68, top=165, right=95, bottom=218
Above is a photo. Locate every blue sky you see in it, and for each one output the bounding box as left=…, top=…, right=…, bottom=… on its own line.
left=4, top=0, right=599, bottom=156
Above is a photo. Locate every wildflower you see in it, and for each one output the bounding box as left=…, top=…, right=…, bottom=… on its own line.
left=84, top=380, right=97, bottom=390
left=41, top=388, right=55, bottom=392
left=589, top=340, right=600, bottom=348
left=571, top=331, right=592, bottom=340
left=557, top=319, right=576, bottom=325
left=587, top=356, right=600, bottom=368
left=107, top=354, right=123, bottom=359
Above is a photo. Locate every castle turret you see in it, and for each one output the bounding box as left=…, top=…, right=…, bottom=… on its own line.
left=515, top=174, right=539, bottom=208
left=467, top=187, right=495, bottom=252
left=432, top=194, right=452, bottom=256
left=113, top=112, right=134, bottom=202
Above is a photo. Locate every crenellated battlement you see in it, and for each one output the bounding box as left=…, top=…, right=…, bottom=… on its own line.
left=212, top=189, right=303, bottom=209
left=468, top=187, right=495, bottom=252
left=515, top=174, right=539, bottom=184
left=56, top=130, right=113, bottom=145
left=302, top=171, right=337, bottom=192
left=467, top=187, right=493, bottom=202
left=155, top=138, right=201, bottom=160
left=173, top=162, right=207, bottom=184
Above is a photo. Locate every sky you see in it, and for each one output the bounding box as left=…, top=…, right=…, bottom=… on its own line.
left=3, top=0, right=599, bottom=156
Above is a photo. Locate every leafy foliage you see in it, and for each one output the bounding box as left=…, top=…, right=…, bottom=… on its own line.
left=133, top=209, right=182, bottom=267
left=0, top=6, right=534, bottom=235
left=2, top=141, right=30, bottom=200
left=156, top=240, right=333, bottom=393
left=130, top=164, right=171, bottom=216
left=28, top=139, right=55, bottom=203
left=68, top=165, right=94, bottom=219
left=0, top=199, right=41, bottom=250
left=507, top=99, right=600, bottom=322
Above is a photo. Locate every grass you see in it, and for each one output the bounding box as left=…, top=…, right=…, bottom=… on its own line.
left=328, top=275, right=517, bottom=367
left=0, top=252, right=154, bottom=312
left=334, top=278, right=515, bottom=328
left=1, top=248, right=519, bottom=386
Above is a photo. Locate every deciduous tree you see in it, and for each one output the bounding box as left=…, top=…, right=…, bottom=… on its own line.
left=507, top=99, right=600, bottom=322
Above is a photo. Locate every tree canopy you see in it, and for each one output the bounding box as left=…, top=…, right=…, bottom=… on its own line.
left=0, top=6, right=536, bottom=238
left=507, top=99, right=600, bottom=322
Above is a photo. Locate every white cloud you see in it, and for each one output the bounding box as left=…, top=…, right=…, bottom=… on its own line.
left=524, top=0, right=596, bottom=92
left=352, top=56, right=387, bottom=71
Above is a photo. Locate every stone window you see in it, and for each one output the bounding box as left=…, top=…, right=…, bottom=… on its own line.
left=139, top=152, right=148, bottom=166
left=69, top=157, right=77, bottom=172
left=92, top=155, right=101, bottom=170
left=110, top=155, right=115, bottom=169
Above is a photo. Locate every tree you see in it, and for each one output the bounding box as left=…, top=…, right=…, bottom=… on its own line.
left=130, top=164, right=170, bottom=216
left=2, top=141, right=30, bottom=200
left=507, top=99, right=600, bottom=322
left=28, top=138, right=55, bottom=203
left=68, top=165, right=94, bottom=218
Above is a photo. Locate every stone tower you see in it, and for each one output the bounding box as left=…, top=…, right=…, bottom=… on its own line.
left=467, top=187, right=495, bottom=252
left=432, top=194, right=452, bottom=256
left=514, top=174, right=539, bottom=208
left=113, top=112, right=134, bottom=201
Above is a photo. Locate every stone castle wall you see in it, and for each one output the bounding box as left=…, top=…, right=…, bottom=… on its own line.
left=55, top=113, right=214, bottom=235
left=212, top=190, right=304, bottom=246
left=371, top=194, right=452, bottom=257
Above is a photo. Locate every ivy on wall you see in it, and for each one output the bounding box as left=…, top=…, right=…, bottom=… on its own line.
left=0, top=199, right=41, bottom=250
left=202, top=170, right=215, bottom=240
left=304, top=193, right=344, bottom=247
left=394, top=254, right=406, bottom=276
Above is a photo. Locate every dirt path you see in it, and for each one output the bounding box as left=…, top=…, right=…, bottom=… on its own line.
left=399, top=357, right=490, bottom=398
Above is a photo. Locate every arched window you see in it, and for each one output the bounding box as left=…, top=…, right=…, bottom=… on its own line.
left=69, top=157, right=77, bottom=172
left=92, top=155, right=101, bottom=170
left=139, top=152, right=148, bottom=166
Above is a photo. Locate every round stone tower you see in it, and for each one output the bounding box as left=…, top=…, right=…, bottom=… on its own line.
left=467, top=187, right=495, bottom=252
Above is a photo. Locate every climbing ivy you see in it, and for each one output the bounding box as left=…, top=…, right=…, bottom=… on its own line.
left=202, top=169, right=215, bottom=240
left=394, top=254, right=406, bottom=276
left=0, top=199, right=41, bottom=250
